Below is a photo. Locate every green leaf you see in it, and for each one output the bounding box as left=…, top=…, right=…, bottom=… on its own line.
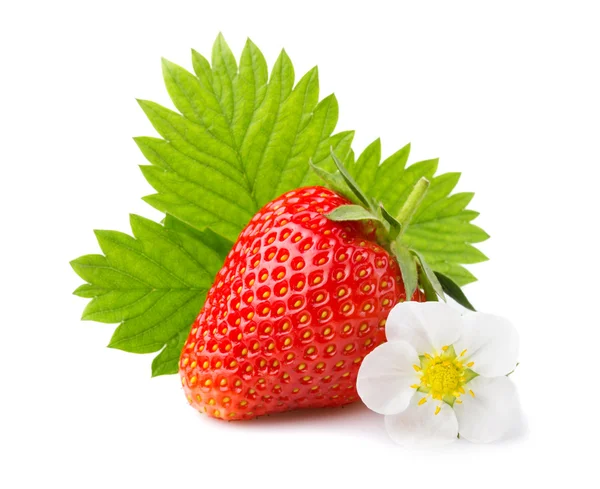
left=70, top=215, right=225, bottom=376
left=434, top=271, right=476, bottom=311
left=391, top=243, right=418, bottom=298
left=348, top=141, right=489, bottom=285
left=364, top=143, right=411, bottom=204
left=351, top=138, right=382, bottom=193
left=325, top=204, right=380, bottom=223
left=141, top=36, right=351, bottom=242
left=211, top=33, right=238, bottom=122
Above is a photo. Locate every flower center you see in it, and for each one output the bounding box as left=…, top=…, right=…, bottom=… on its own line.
left=412, top=346, right=477, bottom=410
left=423, top=360, right=462, bottom=397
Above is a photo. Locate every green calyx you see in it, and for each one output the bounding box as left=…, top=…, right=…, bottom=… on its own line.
left=315, top=149, right=478, bottom=310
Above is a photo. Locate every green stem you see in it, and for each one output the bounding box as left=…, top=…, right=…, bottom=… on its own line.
left=396, top=177, right=430, bottom=236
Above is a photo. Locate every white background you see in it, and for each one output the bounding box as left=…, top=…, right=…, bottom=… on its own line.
left=1, top=1, right=598, bottom=487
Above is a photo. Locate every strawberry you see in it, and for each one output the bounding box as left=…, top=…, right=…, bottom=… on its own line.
left=179, top=186, right=425, bottom=420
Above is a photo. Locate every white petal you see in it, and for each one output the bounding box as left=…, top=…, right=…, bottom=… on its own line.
left=454, top=376, right=519, bottom=443
left=385, top=301, right=462, bottom=353
left=454, top=312, right=519, bottom=377
left=385, top=394, right=458, bottom=447
left=357, top=341, right=420, bottom=415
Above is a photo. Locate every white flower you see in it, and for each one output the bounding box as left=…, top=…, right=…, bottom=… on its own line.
left=357, top=301, right=520, bottom=446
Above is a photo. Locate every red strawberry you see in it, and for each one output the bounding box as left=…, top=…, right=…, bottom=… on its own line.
left=179, top=186, right=425, bottom=420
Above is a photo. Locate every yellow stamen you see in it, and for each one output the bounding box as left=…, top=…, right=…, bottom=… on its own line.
left=413, top=365, right=421, bottom=372
left=435, top=406, right=441, bottom=416
left=469, top=389, right=475, bottom=398
left=418, top=397, right=427, bottom=406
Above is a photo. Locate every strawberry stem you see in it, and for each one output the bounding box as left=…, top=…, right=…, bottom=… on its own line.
left=396, top=177, right=430, bottom=236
